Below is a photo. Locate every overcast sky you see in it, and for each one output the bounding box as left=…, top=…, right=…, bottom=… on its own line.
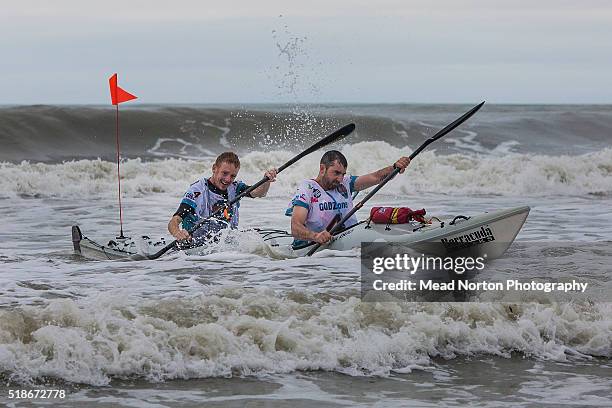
left=2, top=0, right=612, bottom=104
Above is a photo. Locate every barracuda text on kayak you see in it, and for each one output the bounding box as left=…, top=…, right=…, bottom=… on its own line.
left=440, top=226, right=495, bottom=250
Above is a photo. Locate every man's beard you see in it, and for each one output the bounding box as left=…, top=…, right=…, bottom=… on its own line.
left=326, top=179, right=339, bottom=189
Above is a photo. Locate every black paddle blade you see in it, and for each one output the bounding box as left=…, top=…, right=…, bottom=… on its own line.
left=410, top=101, right=485, bottom=159
left=278, top=123, right=356, bottom=172
left=433, top=101, right=484, bottom=142
left=300, top=123, right=355, bottom=158
left=146, top=240, right=177, bottom=259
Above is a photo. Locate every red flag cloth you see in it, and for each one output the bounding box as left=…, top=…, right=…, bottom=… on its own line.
left=109, top=73, right=137, bottom=105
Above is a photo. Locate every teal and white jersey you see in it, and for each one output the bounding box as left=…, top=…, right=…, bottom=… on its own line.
left=176, top=178, right=249, bottom=232
left=286, top=175, right=359, bottom=233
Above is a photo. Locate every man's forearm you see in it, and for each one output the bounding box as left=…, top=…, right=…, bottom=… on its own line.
left=168, top=215, right=183, bottom=236
left=357, top=165, right=395, bottom=190
left=372, top=165, right=395, bottom=182
left=355, top=157, right=410, bottom=191
left=250, top=181, right=270, bottom=198
left=291, top=219, right=316, bottom=241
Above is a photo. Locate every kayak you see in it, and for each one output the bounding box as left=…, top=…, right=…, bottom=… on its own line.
left=71, top=206, right=529, bottom=260
left=259, top=206, right=530, bottom=258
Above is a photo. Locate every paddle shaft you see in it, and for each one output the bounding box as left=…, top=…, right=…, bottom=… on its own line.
left=305, top=102, right=485, bottom=256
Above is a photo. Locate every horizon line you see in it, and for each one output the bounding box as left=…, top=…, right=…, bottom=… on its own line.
left=1, top=101, right=612, bottom=107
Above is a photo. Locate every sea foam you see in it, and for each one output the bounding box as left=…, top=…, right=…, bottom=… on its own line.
left=1, top=143, right=610, bottom=199
left=0, top=289, right=609, bottom=385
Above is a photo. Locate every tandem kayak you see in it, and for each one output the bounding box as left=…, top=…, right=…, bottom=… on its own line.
left=71, top=206, right=529, bottom=261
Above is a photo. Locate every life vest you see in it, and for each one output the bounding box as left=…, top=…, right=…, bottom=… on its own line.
left=179, top=179, right=245, bottom=238
left=286, top=176, right=359, bottom=233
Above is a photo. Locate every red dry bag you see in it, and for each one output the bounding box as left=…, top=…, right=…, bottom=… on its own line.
left=369, top=207, right=427, bottom=224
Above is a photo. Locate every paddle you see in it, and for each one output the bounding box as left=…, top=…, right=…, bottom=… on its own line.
left=305, top=102, right=485, bottom=256
left=145, top=123, right=356, bottom=260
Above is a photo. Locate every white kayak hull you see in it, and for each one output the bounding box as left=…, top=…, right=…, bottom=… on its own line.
left=267, top=206, right=530, bottom=258
left=71, top=226, right=167, bottom=261
left=71, top=206, right=529, bottom=260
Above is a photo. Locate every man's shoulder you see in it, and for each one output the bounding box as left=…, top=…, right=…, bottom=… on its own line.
left=188, top=178, right=207, bottom=189
left=296, top=179, right=317, bottom=191
left=182, top=178, right=209, bottom=203
left=344, top=174, right=358, bottom=193
left=289, top=180, right=314, bottom=211
left=233, top=180, right=250, bottom=195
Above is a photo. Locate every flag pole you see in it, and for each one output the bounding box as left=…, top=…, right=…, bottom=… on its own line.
left=115, top=103, right=125, bottom=239
left=108, top=73, right=137, bottom=240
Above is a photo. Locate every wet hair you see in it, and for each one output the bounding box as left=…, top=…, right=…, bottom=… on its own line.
left=214, top=152, right=240, bottom=168
left=320, top=150, right=348, bottom=168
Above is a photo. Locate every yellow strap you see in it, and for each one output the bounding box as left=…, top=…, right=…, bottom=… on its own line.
left=391, top=208, right=399, bottom=224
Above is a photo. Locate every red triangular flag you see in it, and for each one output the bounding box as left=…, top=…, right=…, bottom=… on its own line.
left=109, top=73, right=138, bottom=105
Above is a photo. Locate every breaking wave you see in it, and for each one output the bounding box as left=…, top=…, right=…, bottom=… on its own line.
left=0, top=289, right=609, bottom=386
left=1, top=143, right=611, bottom=198
left=2, top=104, right=612, bottom=162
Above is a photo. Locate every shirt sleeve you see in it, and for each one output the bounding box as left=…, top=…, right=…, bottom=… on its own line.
left=293, top=182, right=310, bottom=209
left=174, top=183, right=200, bottom=219
left=236, top=181, right=253, bottom=198
left=285, top=182, right=311, bottom=216
left=173, top=202, right=196, bottom=219
left=348, top=175, right=358, bottom=193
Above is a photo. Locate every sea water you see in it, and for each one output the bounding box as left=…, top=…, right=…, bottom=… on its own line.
left=0, top=104, right=610, bottom=407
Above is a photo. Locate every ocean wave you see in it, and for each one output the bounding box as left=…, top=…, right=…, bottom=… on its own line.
left=0, top=289, right=609, bottom=385
left=2, top=104, right=612, bottom=162
left=1, top=144, right=611, bottom=198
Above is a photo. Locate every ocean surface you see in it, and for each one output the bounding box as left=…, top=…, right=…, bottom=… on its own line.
left=0, top=104, right=611, bottom=407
